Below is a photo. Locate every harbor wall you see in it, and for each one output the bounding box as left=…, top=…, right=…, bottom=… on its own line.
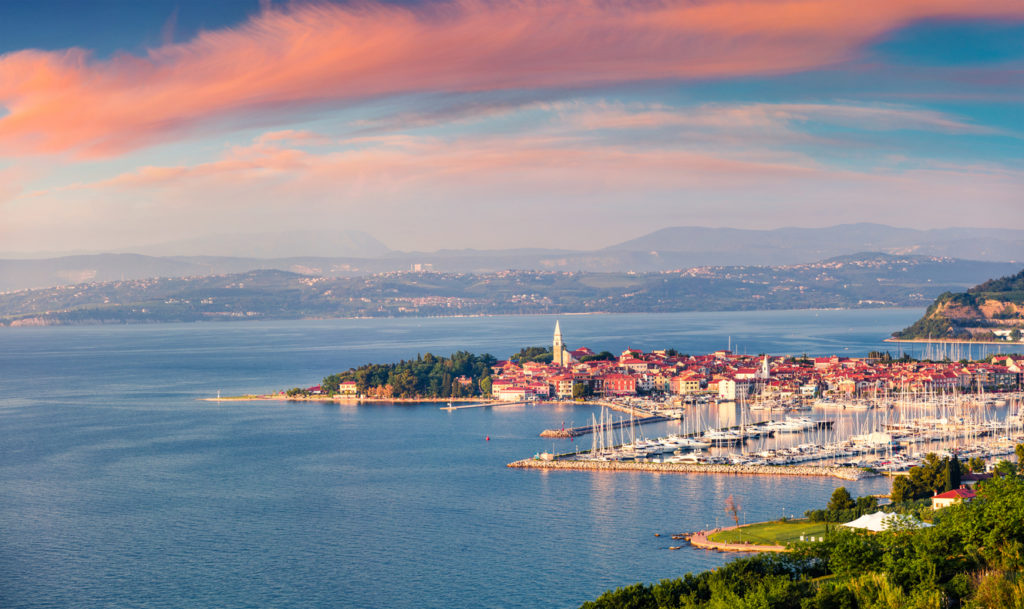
left=507, top=458, right=873, bottom=480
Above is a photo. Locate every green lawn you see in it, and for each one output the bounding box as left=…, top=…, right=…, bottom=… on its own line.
left=708, top=519, right=828, bottom=546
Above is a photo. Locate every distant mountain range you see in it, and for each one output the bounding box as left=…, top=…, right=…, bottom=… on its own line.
left=2, top=253, right=1020, bottom=327
left=605, top=224, right=1024, bottom=266
left=1, top=224, right=1020, bottom=293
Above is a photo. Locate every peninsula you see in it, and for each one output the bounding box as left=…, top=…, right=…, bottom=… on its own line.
left=892, top=268, right=1024, bottom=343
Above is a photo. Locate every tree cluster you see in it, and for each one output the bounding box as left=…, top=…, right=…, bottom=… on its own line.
left=320, top=351, right=496, bottom=399
left=510, top=346, right=553, bottom=364
left=579, top=351, right=615, bottom=363
left=968, top=269, right=1024, bottom=295
left=890, top=454, right=962, bottom=503
left=804, top=487, right=879, bottom=523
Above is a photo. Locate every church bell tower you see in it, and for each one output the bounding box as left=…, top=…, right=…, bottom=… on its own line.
left=553, top=320, right=564, bottom=366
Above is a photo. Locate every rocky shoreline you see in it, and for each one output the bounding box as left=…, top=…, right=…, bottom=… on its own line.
left=507, top=458, right=874, bottom=480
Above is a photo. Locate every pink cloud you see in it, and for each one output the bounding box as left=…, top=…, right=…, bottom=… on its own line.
left=29, top=129, right=822, bottom=200
left=565, top=101, right=998, bottom=134
left=2, top=0, right=1023, bottom=158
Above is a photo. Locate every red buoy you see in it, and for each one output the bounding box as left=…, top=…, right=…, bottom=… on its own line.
left=486, top=436, right=490, bottom=441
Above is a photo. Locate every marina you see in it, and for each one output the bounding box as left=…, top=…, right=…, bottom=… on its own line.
left=516, top=391, right=1024, bottom=476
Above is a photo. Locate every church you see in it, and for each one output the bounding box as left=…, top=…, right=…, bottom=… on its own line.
left=552, top=320, right=575, bottom=367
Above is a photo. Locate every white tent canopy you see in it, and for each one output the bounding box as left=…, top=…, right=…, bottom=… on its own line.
left=842, top=511, right=932, bottom=532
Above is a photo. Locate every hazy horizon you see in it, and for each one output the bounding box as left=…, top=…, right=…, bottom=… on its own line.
left=2, top=223, right=1023, bottom=261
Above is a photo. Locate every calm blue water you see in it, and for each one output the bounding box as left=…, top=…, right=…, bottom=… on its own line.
left=0, top=310, right=917, bottom=609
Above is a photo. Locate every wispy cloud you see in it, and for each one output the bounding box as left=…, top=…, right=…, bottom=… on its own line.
left=561, top=101, right=1002, bottom=135
left=3, top=0, right=1023, bottom=158
left=9, top=121, right=1022, bottom=252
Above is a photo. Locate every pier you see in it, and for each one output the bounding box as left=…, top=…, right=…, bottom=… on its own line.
left=441, top=401, right=525, bottom=410
left=540, top=415, right=674, bottom=438
left=541, top=416, right=832, bottom=439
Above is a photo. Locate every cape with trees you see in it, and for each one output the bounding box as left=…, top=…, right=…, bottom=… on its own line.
left=320, top=351, right=496, bottom=399
left=893, top=268, right=1024, bottom=342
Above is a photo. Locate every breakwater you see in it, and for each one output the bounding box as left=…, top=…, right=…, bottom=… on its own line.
left=507, top=458, right=874, bottom=480
left=540, top=415, right=673, bottom=438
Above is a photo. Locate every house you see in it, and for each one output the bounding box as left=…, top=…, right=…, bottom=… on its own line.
left=670, top=375, right=701, bottom=395
left=601, top=373, right=636, bottom=396
left=959, top=472, right=993, bottom=487
left=718, top=378, right=750, bottom=401
left=932, top=486, right=976, bottom=510
left=338, top=381, right=359, bottom=396
left=494, top=385, right=528, bottom=402
left=549, top=374, right=575, bottom=398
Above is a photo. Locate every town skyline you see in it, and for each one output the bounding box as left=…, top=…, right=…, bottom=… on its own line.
left=2, top=0, right=1023, bottom=256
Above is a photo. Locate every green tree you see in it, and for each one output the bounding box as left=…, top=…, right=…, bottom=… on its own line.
left=1016, top=444, right=1024, bottom=474
left=824, top=529, right=884, bottom=577
left=856, top=495, right=879, bottom=514
left=994, top=460, right=1016, bottom=477
left=321, top=373, right=342, bottom=394
left=968, top=457, right=986, bottom=473
left=828, top=487, right=856, bottom=511
left=572, top=381, right=588, bottom=400
left=479, top=376, right=492, bottom=396
left=510, top=346, right=553, bottom=364
left=943, top=458, right=962, bottom=492
left=388, top=370, right=416, bottom=398
left=891, top=476, right=914, bottom=503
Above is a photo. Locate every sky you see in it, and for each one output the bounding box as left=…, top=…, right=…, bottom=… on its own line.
left=1, top=0, right=1023, bottom=256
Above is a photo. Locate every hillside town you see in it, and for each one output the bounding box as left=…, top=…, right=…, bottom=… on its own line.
left=487, top=322, right=1023, bottom=404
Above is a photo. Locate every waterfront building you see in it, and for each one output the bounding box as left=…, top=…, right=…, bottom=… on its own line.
left=670, top=374, right=702, bottom=395
left=601, top=373, right=636, bottom=396
left=718, top=378, right=751, bottom=401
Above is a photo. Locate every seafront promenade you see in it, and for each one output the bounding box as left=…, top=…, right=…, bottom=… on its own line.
left=686, top=525, right=787, bottom=553
left=506, top=458, right=874, bottom=480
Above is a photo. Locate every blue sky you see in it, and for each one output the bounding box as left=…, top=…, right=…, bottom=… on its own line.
left=1, top=1, right=1022, bottom=255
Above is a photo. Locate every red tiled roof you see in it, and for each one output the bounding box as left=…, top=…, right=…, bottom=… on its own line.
left=933, top=488, right=976, bottom=500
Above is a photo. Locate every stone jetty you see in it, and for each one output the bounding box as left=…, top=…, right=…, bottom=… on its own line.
left=506, top=458, right=874, bottom=480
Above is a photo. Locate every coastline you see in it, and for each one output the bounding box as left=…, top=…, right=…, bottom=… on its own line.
left=506, top=458, right=875, bottom=481
left=202, top=394, right=503, bottom=405
left=3, top=306, right=921, bottom=329
left=885, top=337, right=1022, bottom=347
left=202, top=395, right=652, bottom=417
left=687, top=524, right=788, bottom=554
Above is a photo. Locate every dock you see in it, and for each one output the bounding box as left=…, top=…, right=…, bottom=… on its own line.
left=540, top=417, right=833, bottom=439
left=540, top=415, right=674, bottom=438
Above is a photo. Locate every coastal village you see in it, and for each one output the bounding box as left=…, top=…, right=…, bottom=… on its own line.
left=272, top=321, right=1024, bottom=479
left=485, top=322, right=1023, bottom=404
left=481, top=323, right=1024, bottom=480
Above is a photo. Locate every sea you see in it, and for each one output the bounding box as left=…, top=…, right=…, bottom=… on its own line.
left=0, top=308, right=933, bottom=609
